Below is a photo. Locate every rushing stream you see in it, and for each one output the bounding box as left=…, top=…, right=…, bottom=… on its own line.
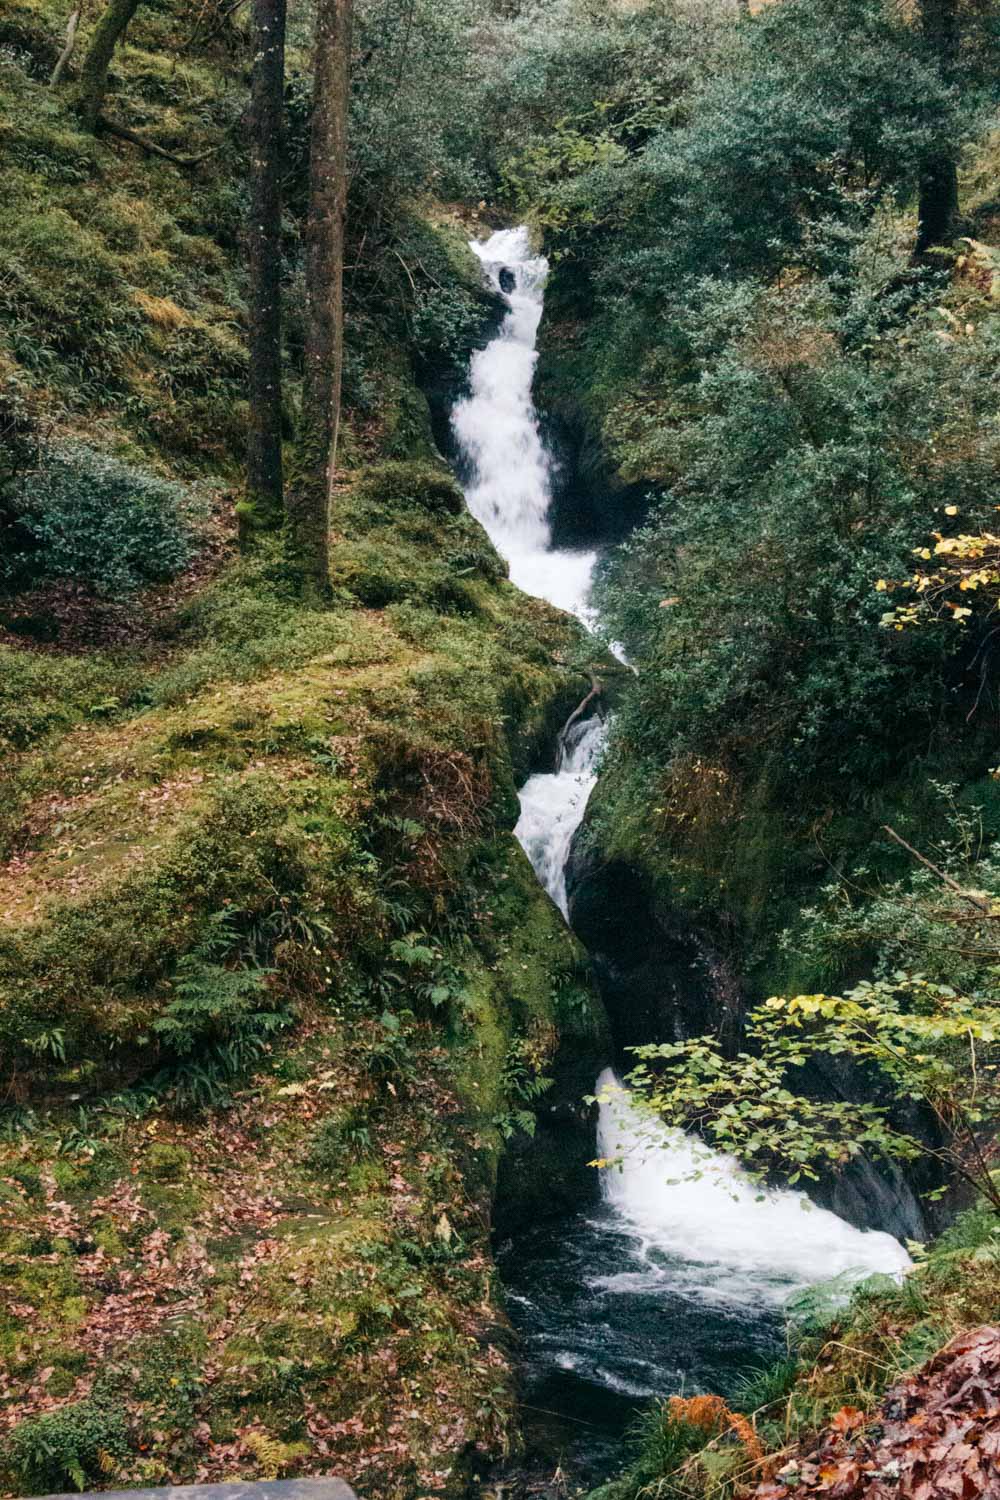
left=452, top=228, right=910, bottom=1485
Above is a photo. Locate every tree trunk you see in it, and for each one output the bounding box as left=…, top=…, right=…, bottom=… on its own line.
left=243, top=0, right=287, bottom=544
left=284, top=0, right=352, bottom=599
left=916, top=0, right=960, bottom=256
left=76, top=0, right=143, bottom=132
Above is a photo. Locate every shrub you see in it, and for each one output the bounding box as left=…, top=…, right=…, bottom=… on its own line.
left=4, top=1397, right=130, bottom=1493
left=1, top=441, right=197, bottom=594
left=625, top=799, right=1000, bottom=1208
left=595, top=258, right=1000, bottom=793
left=149, top=911, right=287, bottom=1110
left=308, top=1108, right=373, bottom=1173
left=411, top=282, right=489, bottom=377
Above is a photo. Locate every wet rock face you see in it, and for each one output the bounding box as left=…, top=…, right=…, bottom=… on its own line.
left=493, top=925, right=612, bottom=1238
left=802, top=1052, right=947, bottom=1241
left=493, top=1091, right=603, bottom=1237
left=565, top=842, right=737, bottom=1055
left=498, top=266, right=516, bottom=293
left=812, top=1153, right=932, bottom=1243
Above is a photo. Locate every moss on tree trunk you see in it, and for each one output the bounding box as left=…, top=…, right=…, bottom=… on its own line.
left=284, top=0, right=352, bottom=600
left=243, top=0, right=287, bottom=542
left=76, top=0, right=143, bottom=133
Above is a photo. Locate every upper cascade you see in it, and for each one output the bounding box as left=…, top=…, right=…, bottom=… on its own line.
left=451, top=227, right=596, bottom=624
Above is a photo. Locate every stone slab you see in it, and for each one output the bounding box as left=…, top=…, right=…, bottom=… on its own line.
left=35, top=1481, right=357, bottom=1500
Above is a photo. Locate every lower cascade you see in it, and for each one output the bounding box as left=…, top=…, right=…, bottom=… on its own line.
left=594, top=1071, right=909, bottom=1302
left=453, top=227, right=910, bottom=1481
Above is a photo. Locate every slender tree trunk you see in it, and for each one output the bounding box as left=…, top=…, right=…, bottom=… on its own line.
left=284, top=0, right=352, bottom=598
left=243, top=0, right=287, bottom=544
left=916, top=0, right=960, bottom=255
left=76, top=0, right=142, bottom=132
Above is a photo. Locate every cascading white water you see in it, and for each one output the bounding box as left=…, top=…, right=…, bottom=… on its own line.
left=594, top=1068, right=910, bottom=1307
left=453, top=226, right=910, bottom=1471
left=514, top=716, right=604, bottom=918
left=451, top=227, right=597, bottom=624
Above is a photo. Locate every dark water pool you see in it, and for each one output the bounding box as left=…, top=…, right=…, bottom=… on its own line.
left=496, top=1203, right=786, bottom=1489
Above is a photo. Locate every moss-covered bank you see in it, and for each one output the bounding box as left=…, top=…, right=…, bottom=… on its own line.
left=0, top=462, right=614, bottom=1497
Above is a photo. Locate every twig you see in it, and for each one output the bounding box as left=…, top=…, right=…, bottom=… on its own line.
left=882, top=824, right=995, bottom=917
left=391, top=248, right=417, bottom=294
left=97, top=114, right=216, bottom=167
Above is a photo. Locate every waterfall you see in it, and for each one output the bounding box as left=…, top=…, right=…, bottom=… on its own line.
left=453, top=226, right=910, bottom=1472
left=595, top=1069, right=909, bottom=1307
left=514, top=716, right=604, bottom=918
left=451, top=227, right=597, bottom=625
left=454, top=226, right=609, bottom=913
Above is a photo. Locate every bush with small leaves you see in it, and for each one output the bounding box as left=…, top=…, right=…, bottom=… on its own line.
left=1, top=441, right=197, bottom=595
left=4, top=1397, right=130, bottom=1494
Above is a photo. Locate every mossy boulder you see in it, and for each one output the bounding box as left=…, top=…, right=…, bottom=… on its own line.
left=355, top=460, right=467, bottom=518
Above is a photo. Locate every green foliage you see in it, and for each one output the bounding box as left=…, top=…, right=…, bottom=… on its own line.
left=150, top=910, right=287, bottom=1109
left=732, top=1356, right=801, bottom=1416
left=626, top=800, right=1000, bottom=1208
left=0, top=193, right=142, bottom=399
left=118, top=1327, right=205, bottom=1445
left=308, top=1108, right=373, bottom=1172
left=357, top=1009, right=421, bottom=1094
left=507, top=0, right=1000, bottom=945
left=342, top=0, right=488, bottom=208
left=1, top=441, right=197, bottom=595
left=4, top=1395, right=130, bottom=1493
left=493, top=1033, right=553, bottom=1140
left=410, top=279, right=492, bottom=380
left=642, top=0, right=957, bottom=277
left=596, top=244, right=1000, bottom=791
left=625, top=1402, right=717, bottom=1488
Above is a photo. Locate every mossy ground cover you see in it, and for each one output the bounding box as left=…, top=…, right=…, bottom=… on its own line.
left=0, top=464, right=612, bottom=1494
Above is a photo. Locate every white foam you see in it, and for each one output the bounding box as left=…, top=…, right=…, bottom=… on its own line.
left=595, top=1069, right=911, bottom=1307
left=514, top=716, right=605, bottom=916
left=451, top=227, right=597, bottom=627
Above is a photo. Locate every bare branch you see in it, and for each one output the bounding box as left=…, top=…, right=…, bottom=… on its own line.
left=882, top=824, right=995, bottom=917
left=50, top=5, right=82, bottom=86
left=97, top=114, right=216, bottom=167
